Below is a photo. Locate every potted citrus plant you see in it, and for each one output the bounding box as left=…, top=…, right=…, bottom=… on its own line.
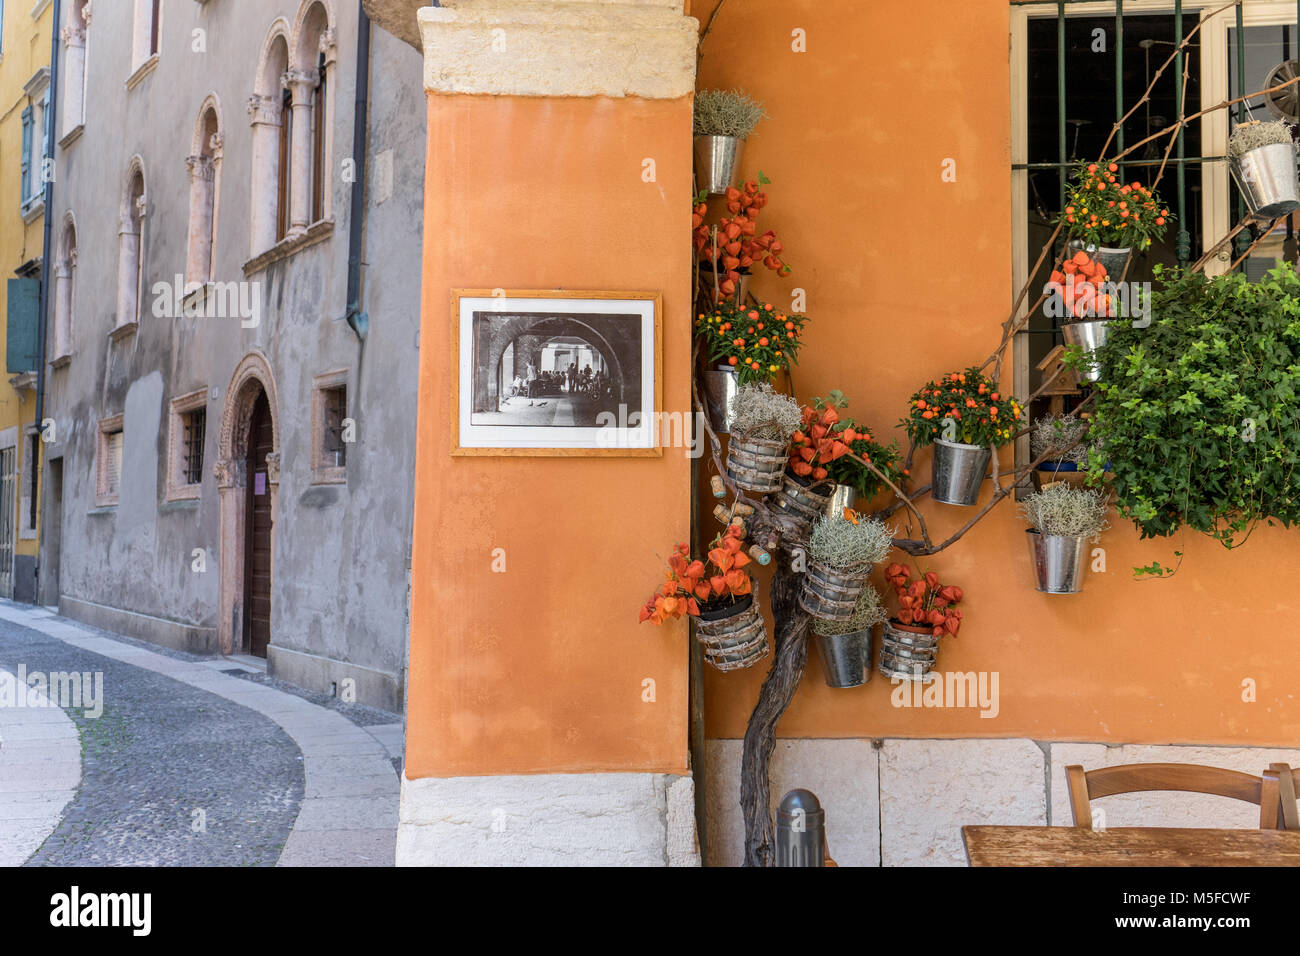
left=1059, top=159, right=1171, bottom=279
left=880, top=563, right=963, bottom=681
left=902, top=368, right=1022, bottom=506
left=693, top=89, right=766, bottom=195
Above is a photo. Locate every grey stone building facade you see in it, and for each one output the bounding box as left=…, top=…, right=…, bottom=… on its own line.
left=38, top=0, right=425, bottom=712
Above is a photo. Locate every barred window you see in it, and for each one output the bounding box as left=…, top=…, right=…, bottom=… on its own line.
left=183, top=408, right=206, bottom=485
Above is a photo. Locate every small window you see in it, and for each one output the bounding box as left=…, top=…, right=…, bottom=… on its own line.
left=167, top=390, right=207, bottom=500
left=183, top=408, right=206, bottom=484
left=311, top=372, right=348, bottom=484
left=96, top=415, right=124, bottom=507
left=323, top=386, right=346, bottom=467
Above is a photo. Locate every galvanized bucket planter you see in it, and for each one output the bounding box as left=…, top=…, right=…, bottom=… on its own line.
left=815, top=626, right=873, bottom=688
left=773, top=470, right=832, bottom=523
left=1068, top=239, right=1132, bottom=280
left=726, top=435, right=788, bottom=494
left=695, top=593, right=769, bottom=672
left=878, top=620, right=941, bottom=682
left=702, top=365, right=738, bottom=434
left=931, top=438, right=991, bottom=506
left=798, top=560, right=870, bottom=623
left=824, top=483, right=859, bottom=518
left=1026, top=529, right=1089, bottom=594
left=694, top=134, right=744, bottom=195
left=1062, top=319, right=1115, bottom=383
left=1231, top=142, right=1300, bottom=218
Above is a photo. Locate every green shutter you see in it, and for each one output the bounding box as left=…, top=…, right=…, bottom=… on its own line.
left=19, top=105, right=31, bottom=205
left=6, top=278, right=41, bottom=373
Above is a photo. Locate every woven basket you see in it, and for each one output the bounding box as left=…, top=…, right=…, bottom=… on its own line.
left=773, top=471, right=833, bottom=524
left=797, top=560, right=870, bottom=623
left=878, top=620, right=941, bottom=681
left=726, top=435, right=788, bottom=494
left=696, top=593, right=770, bottom=672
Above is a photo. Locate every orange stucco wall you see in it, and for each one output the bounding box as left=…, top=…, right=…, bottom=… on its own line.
left=406, top=93, right=694, bottom=779
left=694, top=0, right=1300, bottom=747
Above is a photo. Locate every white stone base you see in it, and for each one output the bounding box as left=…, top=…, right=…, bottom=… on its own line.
left=705, top=738, right=1300, bottom=867
left=397, top=770, right=700, bottom=866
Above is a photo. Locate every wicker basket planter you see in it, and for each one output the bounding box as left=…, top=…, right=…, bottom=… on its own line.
left=695, top=593, right=770, bottom=672
left=797, top=560, right=871, bottom=624
left=726, top=435, right=788, bottom=494
left=772, top=470, right=833, bottom=523
left=878, top=619, right=941, bottom=681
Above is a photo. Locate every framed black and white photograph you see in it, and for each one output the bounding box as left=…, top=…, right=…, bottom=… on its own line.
left=451, top=290, right=662, bottom=456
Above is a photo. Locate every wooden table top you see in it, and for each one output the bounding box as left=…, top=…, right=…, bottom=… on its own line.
left=963, top=825, right=1300, bottom=867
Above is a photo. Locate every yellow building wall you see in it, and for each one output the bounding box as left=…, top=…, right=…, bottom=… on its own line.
left=0, top=0, right=52, bottom=574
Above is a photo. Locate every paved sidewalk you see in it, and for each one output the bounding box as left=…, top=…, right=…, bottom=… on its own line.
left=0, top=602, right=401, bottom=866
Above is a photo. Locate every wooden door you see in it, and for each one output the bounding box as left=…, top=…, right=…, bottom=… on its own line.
left=0, top=446, right=13, bottom=599
left=243, top=392, right=273, bottom=657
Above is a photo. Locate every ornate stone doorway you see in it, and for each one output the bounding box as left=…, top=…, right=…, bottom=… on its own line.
left=216, top=353, right=280, bottom=656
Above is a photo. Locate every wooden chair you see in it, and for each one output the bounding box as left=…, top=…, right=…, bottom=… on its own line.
left=1065, top=762, right=1300, bottom=830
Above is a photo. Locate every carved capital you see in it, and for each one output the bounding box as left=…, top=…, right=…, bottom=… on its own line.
left=186, top=155, right=216, bottom=182
left=282, top=68, right=321, bottom=97
left=208, top=132, right=224, bottom=156
left=319, top=28, right=337, bottom=66
left=82, top=0, right=93, bottom=27
left=61, top=24, right=86, bottom=47
left=214, top=457, right=240, bottom=488
left=264, top=452, right=281, bottom=484
left=246, top=93, right=281, bottom=127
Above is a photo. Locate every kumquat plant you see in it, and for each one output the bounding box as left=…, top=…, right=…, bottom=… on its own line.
left=902, top=367, right=1023, bottom=448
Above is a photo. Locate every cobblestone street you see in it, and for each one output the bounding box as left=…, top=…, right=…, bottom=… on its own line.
left=0, top=602, right=403, bottom=867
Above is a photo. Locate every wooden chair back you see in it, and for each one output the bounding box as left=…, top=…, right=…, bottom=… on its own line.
left=1065, top=762, right=1299, bottom=830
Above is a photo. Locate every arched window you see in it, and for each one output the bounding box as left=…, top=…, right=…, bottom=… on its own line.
left=287, top=1, right=335, bottom=232
left=61, top=0, right=90, bottom=136
left=249, top=26, right=290, bottom=255
left=131, top=0, right=161, bottom=70
left=53, top=216, right=77, bottom=360
left=186, top=100, right=222, bottom=285
left=116, top=163, right=146, bottom=329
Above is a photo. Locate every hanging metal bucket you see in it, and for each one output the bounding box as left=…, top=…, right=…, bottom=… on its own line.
left=695, top=592, right=769, bottom=672
left=698, top=262, right=751, bottom=306
left=1026, top=529, right=1088, bottom=594
left=1061, top=319, right=1115, bottom=383
left=878, top=620, right=941, bottom=682
left=798, top=560, right=870, bottom=623
left=726, top=435, right=788, bottom=494
left=773, top=471, right=833, bottom=524
left=694, top=134, right=745, bottom=195
left=815, top=626, right=873, bottom=688
left=1067, top=239, right=1132, bottom=280
left=1230, top=142, right=1300, bottom=218
left=931, top=438, right=991, bottom=506
left=824, top=483, right=859, bottom=519
left=702, top=365, right=737, bottom=434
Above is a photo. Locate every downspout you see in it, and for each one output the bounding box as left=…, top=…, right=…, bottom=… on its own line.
left=33, top=0, right=63, bottom=603
left=344, top=4, right=371, bottom=344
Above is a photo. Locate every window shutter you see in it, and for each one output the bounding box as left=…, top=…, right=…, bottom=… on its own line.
left=6, top=278, right=40, bottom=373
left=40, top=88, right=51, bottom=194
left=19, top=105, right=31, bottom=204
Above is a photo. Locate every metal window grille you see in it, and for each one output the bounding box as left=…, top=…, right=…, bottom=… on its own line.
left=105, top=431, right=123, bottom=496
left=323, top=386, right=347, bottom=467
left=183, top=408, right=206, bottom=485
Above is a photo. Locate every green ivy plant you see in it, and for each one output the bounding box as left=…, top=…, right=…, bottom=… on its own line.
left=1088, top=264, right=1300, bottom=576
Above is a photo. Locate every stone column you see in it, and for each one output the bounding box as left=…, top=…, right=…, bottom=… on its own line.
left=247, top=94, right=282, bottom=254
left=61, top=24, right=87, bottom=135
left=52, top=259, right=72, bottom=357
left=185, top=156, right=216, bottom=285
left=399, top=0, right=699, bottom=867
left=115, top=197, right=144, bottom=327
left=283, top=69, right=320, bottom=237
